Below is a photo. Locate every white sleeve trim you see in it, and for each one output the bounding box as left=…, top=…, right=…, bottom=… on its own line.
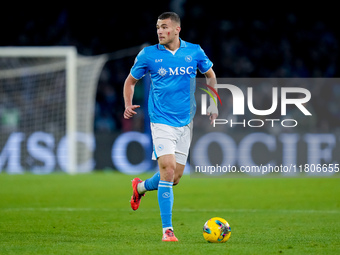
left=199, top=63, right=213, bottom=74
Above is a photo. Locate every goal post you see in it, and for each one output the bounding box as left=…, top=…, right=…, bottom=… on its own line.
left=0, top=47, right=107, bottom=174
left=66, top=47, right=77, bottom=175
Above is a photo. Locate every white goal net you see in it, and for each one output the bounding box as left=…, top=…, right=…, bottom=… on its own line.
left=0, top=47, right=107, bottom=174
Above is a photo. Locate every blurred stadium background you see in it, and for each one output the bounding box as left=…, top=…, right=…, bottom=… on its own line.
left=1, top=2, right=340, bottom=174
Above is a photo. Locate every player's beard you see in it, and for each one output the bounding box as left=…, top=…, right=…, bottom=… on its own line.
left=158, top=37, right=169, bottom=45
left=159, top=36, right=174, bottom=46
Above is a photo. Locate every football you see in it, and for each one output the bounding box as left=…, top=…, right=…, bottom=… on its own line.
left=203, top=217, right=231, bottom=243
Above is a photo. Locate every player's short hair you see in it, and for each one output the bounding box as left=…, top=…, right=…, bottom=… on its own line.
left=158, top=12, right=181, bottom=26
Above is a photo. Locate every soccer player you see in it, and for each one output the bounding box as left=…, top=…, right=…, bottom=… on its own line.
left=123, top=12, right=217, bottom=241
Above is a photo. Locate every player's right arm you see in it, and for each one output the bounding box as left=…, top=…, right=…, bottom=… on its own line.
left=123, top=73, right=140, bottom=119
left=123, top=47, right=148, bottom=119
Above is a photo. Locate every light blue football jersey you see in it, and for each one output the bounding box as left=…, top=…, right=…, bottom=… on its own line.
left=130, top=38, right=213, bottom=127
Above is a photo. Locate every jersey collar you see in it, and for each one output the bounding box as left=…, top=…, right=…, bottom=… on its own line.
left=157, top=38, right=186, bottom=50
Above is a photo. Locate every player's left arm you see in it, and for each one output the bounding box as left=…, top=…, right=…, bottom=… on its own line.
left=204, top=67, right=218, bottom=125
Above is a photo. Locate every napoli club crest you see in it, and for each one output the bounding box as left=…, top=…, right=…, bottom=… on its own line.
left=185, top=55, right=192, bottom=62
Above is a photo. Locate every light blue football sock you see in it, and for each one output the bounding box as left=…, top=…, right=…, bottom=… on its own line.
left=158, top=180, right=174, bottom=229
left=144, top=171, right=160, bottom=191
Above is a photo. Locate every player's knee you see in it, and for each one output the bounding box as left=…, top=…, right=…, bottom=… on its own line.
left=160, top=165, right=175, bottom=182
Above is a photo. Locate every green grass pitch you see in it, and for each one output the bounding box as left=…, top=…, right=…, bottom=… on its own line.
left=0, top=172, right=339, bottom=255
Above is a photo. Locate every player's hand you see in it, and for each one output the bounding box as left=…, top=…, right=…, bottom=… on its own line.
left=207, top=103, right=218, bottom=125
left=207, top=112, right=218, bottom=125
left=124, top=105, right=140, bottom=119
